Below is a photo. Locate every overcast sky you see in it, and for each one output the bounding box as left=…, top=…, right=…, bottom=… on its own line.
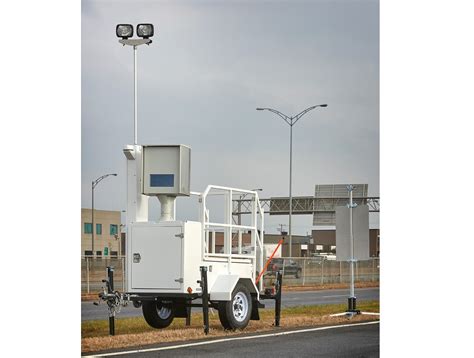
left=81, top=0, right=379, bottom=234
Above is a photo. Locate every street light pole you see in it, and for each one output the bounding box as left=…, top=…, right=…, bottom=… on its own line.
left=289, top=123, right=293, bottom=257
left=91, top=173, right=118, bottom=256
left=256, top=104, right=327, bottom=257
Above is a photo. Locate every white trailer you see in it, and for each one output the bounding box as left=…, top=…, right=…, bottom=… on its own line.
left=99, top=144, right=282, bottom=334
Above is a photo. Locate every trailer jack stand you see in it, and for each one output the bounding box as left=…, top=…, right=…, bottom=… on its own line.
left=185, top=298, right=192, bottom=326
left=260, top=270, right=283, bottom=327
left=274, top=271, right=282, bottom=327
left=198, top=266, right=210, bottom=335
left=96, top=266, right=125, bottom=336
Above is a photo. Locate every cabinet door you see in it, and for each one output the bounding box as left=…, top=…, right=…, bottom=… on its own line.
left=131, top=225, right=183, bottom=290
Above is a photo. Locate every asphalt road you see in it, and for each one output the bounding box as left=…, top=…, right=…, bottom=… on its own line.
left=84, top=321, right=379, bottom=357
left=82, top=287, right=379, bottom=321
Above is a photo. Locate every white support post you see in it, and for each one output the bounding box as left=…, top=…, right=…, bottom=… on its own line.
left=226, top=190, right=232, bottom=272
left=238, top=230, right=242, bottom=254
left=158, top=195, right=176, bottom=222
left=211, top=231, right=216, bottom=254
left=133, top=45, right=137, bottom=145
left=347, top=184, right=358, bottom=313
left=202, top=196, right=207, bottom=259
left=349, top=187, right=355, bottom=299
left=259, top=199, right=264, bottom=292
left=251, top=194, right=257, bottom=281
left=251, top=196, right=257, bottom=250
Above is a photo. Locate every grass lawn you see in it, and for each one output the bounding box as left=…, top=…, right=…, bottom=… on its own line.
left=82, top=301, right=379, bottom=353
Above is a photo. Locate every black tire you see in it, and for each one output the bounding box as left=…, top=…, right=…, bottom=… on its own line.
left=142, top=301, right=175, bottom=329
left=218, top=283, right=252, bottom=330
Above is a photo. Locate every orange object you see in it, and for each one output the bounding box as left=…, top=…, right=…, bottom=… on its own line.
left=255, top=238, right=284, bottom=285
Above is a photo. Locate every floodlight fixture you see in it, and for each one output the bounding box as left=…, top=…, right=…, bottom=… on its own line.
left=137, top=23, right=154, bottom=39
left=116, top=24, right=134, bottom=39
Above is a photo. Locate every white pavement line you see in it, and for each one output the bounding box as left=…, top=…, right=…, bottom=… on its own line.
left=83, top=321, right=380, bottom=357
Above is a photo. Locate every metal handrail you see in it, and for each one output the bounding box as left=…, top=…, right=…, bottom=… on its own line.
left=199, top=185, right=265, bottom=290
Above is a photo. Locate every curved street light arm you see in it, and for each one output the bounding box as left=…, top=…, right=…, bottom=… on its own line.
left=93, top=173, right=117, bottom=189
left=292, top=105, right=325, bottom=125
left=259, top=108, right=291, bottom=126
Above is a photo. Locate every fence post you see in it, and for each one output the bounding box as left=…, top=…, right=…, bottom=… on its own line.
left=321, top=260, right=324, bottom=285
left=339, top=260, right=342, bottom=284
left=372, top=258, right=375, bottom=282
left=302, top=259, right=306, bottom=286
left=355, top=261, right=358, bottom=282
left=86, top=257, right=90, bottom=294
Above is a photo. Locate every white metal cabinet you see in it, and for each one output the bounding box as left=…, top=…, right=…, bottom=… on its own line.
left=127, top=221, right=203, bottom=293
left=131, top=224, right=183, bottom=290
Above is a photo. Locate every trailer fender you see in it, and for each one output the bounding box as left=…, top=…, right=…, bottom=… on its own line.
left=209, top=275, right=259, bottom=302
left=209, top=275, right=239, bottom=301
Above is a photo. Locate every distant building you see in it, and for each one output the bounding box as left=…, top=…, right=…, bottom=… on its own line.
left=81, top=209, right=122, bottom=257
left=207, top=232, right=311, bottom=257
left=312, top=228, right=380, bottom=257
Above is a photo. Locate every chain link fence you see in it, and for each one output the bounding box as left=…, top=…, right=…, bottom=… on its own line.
left=81, top=256, right=126, bottom=293
left=261, top=257, right=380, bottom=287
left=81, top=256, right=379, bottom=293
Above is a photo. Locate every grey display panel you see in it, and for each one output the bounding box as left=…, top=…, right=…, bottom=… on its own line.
left=335, top=205, right=369, bottom=261
left=142, top=145, right=191, bottom=196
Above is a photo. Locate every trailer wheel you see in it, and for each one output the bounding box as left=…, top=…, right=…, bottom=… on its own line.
left=142, top=301, right=174, bottom=329
left=218, top=283, right=252, bottom=330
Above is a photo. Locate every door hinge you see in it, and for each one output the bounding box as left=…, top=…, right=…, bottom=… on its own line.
left=174, top=278, right=184, bottom=283
left=175, top=233, right=184, bottom=238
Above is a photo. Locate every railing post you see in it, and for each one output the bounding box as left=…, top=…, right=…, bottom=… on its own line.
left=211, top=231, right=216, bottom=254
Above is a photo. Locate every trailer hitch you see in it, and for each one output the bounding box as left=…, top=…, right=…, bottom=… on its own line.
left=95, top=266, right=128, bottom=335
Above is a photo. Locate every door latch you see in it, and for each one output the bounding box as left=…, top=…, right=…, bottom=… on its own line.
left=174, top=278, right=183, bottom=283
left=133, top=253, right=141, bottom=263
left=175, top=233, right=184, bottom=239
